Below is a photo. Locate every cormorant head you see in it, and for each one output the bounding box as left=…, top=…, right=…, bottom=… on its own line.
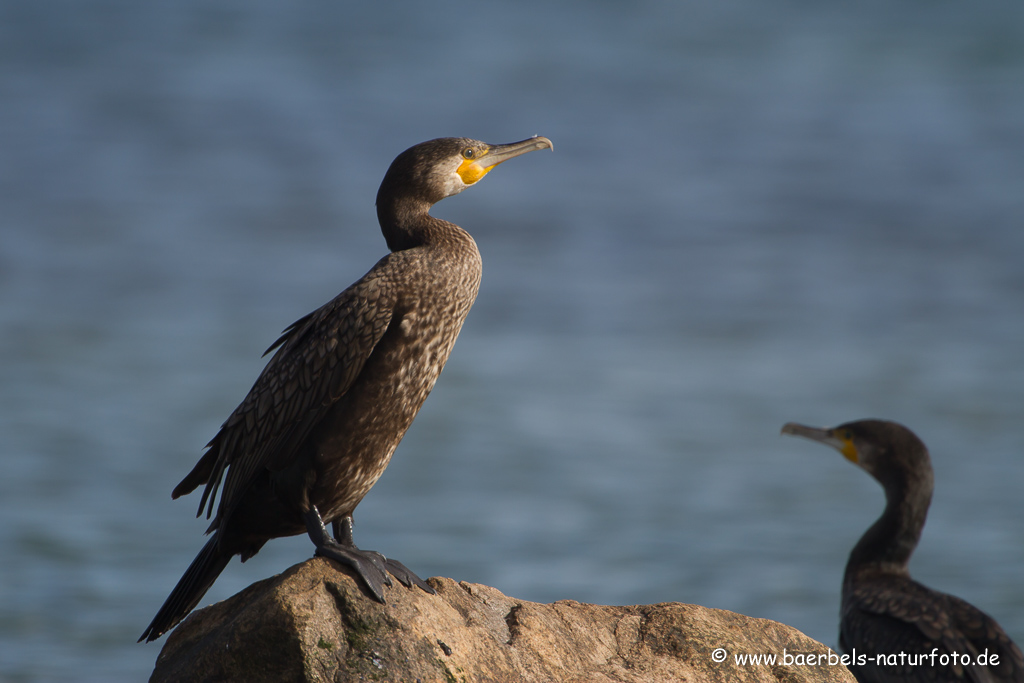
left=377, top=136, right=553, bottom=208
left=781, top=419, right=932, bottom=493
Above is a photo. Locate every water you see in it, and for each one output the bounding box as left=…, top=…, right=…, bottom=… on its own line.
left=2, top=1, right=1023, bottom=680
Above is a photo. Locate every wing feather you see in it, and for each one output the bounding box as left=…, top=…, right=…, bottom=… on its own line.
left=844, top=577, right=1023, bottom=682
left=174, top=263, right=397, bottom=527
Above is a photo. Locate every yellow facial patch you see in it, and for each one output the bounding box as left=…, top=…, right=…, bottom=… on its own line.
left=839, top=438, right=859, bottom=464
left=456, top=158, right=493, bottom=186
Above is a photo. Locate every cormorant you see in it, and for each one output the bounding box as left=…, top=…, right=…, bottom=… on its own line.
left=782, top=419, right=1024, bottom=682
left=140, top=136, right=553, bottom=643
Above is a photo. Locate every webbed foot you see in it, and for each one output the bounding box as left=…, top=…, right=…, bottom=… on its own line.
left=331, top=515, right=435, bottom=596
left=305, top=507, right=391, bottom=602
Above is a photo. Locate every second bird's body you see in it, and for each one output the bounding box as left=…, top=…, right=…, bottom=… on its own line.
left=783, top=419, right=1023, bottom=683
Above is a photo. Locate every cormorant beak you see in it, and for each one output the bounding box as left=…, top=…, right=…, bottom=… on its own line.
left=781, top=422, right=860, bottom=464
left=478, top=136, right=553, bottom=168
left=457, top=136, right=553, bottom=185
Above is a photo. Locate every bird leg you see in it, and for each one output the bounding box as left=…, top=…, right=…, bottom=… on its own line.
left=304, top=505, right=391, bottom=602
left=331, top=516, right=355, bottom=545
left=331, top=515, right=435, bottom=596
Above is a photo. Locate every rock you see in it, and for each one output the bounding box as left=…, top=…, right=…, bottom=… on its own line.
left=150, top=558, right=855, bottom=683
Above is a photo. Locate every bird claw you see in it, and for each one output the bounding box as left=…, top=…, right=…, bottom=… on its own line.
left=383, top=558, right=435, bottom=594
left=308, top=508, right=431, bottom=601
left=315, top=541, right=392, bottom=602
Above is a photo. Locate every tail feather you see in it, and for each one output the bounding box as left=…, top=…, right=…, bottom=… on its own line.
left=139, top=535, right=232, bottom=643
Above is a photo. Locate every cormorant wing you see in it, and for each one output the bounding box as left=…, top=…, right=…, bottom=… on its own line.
left=940, top=592, right=1024, bottom=682
left=840, top=604, right=954, bottom=682
left=172, top=261, right=398, bottom=525
left=844, top=578, right=1022, bottom=682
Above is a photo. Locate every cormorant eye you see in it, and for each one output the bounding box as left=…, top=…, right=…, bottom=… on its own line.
left=462, top=149, right=475, bottom=159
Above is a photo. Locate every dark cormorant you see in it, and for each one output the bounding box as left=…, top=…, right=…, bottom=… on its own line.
left=782, top=419, right=1024, bottom=682
left=140, top=136, right=553, bottom=643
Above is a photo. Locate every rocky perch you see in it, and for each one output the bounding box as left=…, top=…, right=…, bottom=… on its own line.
left=150, top=558, right=855, bottom=683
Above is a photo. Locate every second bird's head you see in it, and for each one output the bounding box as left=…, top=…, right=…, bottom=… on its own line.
left=781, top=419, right=932, bottom=494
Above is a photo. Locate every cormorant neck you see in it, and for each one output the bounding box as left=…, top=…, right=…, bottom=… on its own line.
left=376, top=195, right=452, bottom=253
left=844, top=469, right=932, bottom=582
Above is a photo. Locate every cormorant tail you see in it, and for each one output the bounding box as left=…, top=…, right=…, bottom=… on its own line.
left=139, top=535, right=232, bottom=643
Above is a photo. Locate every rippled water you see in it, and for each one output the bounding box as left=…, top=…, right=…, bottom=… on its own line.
left=2, top=2, right=1024, bottom=680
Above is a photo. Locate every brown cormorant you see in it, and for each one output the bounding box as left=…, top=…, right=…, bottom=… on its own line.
left=139, top=136, right=553, bottom=643
left=782, top=419, right=1023, bottom=682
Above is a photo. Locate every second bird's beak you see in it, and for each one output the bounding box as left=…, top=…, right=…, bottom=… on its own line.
left=781, top=422, right=860, bottom=464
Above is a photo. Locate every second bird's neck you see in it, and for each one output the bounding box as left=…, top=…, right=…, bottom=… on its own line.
left=844, top=481, right=932, bottom=583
